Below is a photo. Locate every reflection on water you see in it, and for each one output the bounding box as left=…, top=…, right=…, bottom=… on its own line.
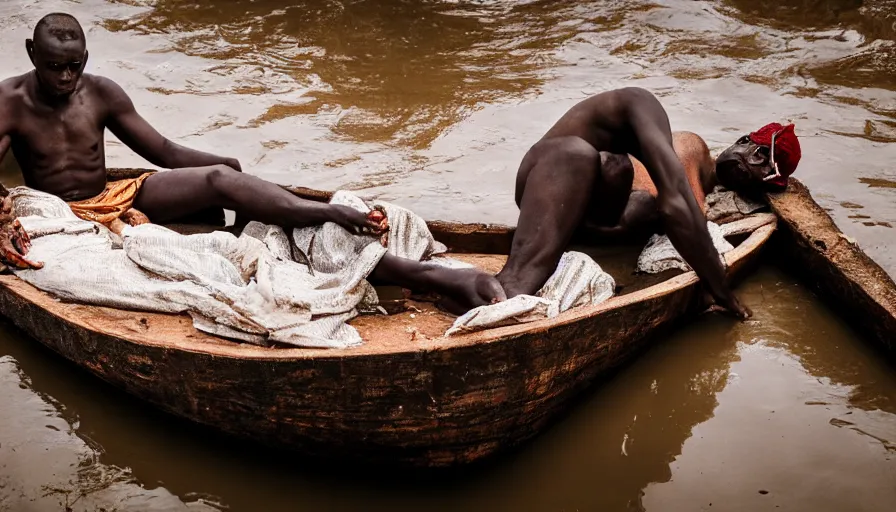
left=1, top=1, right=896, bottom=510
left=0, top=356, right=219, bottom=511
left=101, top=0, right=578, bottom=149
left=72, top=0, right=896, bottom=271
left=721, top=0, right=896, bottom=92
left=1, top=267, right=894, bottom=511
left=2, top=1, right=895, bottom=252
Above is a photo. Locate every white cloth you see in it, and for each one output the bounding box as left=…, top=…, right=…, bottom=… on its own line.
left=635, top=220, right=734, bottom=274
left=636, top=186, right=768, bottom=274
left=8, top=187, right=445, bottom=349
left=446, top=252, right=616, bottom=336
left=704, top=185, right=766, bottom=223
left=10, top=185, right=756, bottom=344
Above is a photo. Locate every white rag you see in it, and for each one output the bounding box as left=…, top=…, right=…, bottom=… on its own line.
left=8, top=185, right=758, bottom=344
left=8, top=187, right=452, bottom=349
left=447, top=189, right=763, bottom=336
left=446, top=252, right=616, bottom=336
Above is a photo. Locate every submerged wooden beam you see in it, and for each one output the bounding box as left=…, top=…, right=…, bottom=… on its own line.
left=766, top=179, right=896, bottom=359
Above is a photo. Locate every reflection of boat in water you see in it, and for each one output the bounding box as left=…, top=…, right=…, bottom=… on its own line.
left=765, top=179, right=896, bottom=360
left=0, top=168, right=888, bottom=467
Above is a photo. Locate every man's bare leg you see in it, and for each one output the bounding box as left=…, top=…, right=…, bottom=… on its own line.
left=134, top=165, right=339, bottom=227
left=496, top=136, right=602, bottom=298
left=370, top=255, right=506, bottom=314
left=497, top=131, right=717, bottom=299
left=133, top=165, right=506, bottom=312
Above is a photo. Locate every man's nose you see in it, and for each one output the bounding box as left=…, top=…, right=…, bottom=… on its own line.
left=60, top=69, right=72, bottom=82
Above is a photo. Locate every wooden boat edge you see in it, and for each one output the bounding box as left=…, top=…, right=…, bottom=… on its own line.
left=0, top=169, right=777, bottom=467
left=766, top=178, right=896, bottom=359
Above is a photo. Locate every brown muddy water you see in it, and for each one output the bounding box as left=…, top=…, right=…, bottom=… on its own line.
left=1, top=0, right=895, bottom=510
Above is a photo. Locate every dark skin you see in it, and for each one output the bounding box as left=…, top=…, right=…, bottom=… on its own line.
left=0, top=24, right=506, bottom=313
left=715, top=134, right=789, bottom=197
left=498, top=87, right=771, bottom=320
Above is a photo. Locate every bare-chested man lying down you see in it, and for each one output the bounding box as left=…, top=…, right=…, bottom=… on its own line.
left=0, top=13, right=505, bottom=313
left=494, top=87, right=801, bottom=319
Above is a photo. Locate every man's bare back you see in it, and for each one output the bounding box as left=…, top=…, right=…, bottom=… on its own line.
left=0, top=12, right=506, bottom=313
left=501, top=87, right=802, bottom=320
left=498, top=87, right=750, bottom=318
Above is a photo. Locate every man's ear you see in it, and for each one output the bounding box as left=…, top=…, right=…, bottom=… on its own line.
left=25, top=39, right=35, bottom=65
left=82, top=49, right=89, bottom=71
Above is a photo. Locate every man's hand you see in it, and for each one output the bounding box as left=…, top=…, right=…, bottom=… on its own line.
left=328, top=205, right=388, bottom=236
left=0, top=193, right=42, bottom=270
left=223, top=158, right=243, bottom=172
left=705, top=291, right=752, bottom=320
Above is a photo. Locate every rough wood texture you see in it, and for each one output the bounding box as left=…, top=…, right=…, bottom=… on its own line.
left=0, top=180, right=775, bottom=467
left=767, top=179, right=896, bottom=358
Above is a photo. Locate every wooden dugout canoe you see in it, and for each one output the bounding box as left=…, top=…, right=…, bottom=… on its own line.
left=0, top=167, right=781, bottom=467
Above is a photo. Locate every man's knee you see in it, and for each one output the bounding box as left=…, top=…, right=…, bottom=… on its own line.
left=673, top=131, right=713, bottom=170
left=205, top=164, right=239, bottom=193
left=672, top=132, right=710, bottom=161
left=615, top=86, right=662, bottom=113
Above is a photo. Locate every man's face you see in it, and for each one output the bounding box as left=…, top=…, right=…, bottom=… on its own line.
left=28, top=38, right=87, bottom=97
left=714, top=134, right=785, bottom=194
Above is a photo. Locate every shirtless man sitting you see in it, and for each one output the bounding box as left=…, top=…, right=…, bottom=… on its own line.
left=496, top=87, right=801, bottom=319
left=0, top=13, right=505, bottom=313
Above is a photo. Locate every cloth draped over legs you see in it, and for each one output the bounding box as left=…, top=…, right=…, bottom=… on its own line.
left=10, top=186, right=453, bottom=348
left=6, top=183, right=755, bottom=347
left=66, top=174, right=149, bottom=227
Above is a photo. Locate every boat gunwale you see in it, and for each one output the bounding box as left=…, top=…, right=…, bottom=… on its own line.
left=0, top=194, right=776, bottom=361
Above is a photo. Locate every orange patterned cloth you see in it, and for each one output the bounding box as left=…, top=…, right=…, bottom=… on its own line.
left=67, top=174, right=150, bottom=226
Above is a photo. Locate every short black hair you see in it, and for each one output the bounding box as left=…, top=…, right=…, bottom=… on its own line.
left=33, top=13, right=85, bottom=44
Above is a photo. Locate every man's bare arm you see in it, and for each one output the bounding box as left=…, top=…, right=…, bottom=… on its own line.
left=99, top=77, right=242, bottom=171
left=0, top=90, right=16, bottom=170
left=622, top=91, right=749, bottom=318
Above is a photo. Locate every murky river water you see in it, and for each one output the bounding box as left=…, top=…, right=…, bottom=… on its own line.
left=1, top=0, right=895, bottom=510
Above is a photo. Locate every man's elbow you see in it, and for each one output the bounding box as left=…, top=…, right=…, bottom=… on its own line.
left=153, top=138, right=181, bottom=169
left=657, top=194, right=691, bottom=222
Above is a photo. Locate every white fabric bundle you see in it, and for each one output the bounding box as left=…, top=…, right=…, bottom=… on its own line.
left=446, top=252, right=616, bottom=336
left=9, top=187, right=446, bottom=349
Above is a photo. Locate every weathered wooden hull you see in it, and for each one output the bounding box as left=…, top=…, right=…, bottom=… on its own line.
left=766, top=179, right=896, bottom=359
left=0, top=174, right=774, bottom=466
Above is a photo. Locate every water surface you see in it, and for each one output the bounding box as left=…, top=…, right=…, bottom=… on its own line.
left=0, top=1, right=894, bottom=510
left=1, top=267, right=894, bottom=511
left=1, top=0, right=894, bottom=269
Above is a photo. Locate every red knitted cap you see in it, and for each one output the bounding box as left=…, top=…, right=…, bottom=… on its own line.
left=748, top=123, right=801, bottom=187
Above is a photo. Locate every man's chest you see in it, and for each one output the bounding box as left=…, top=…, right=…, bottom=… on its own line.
left=17, top=98, right=104, bottom=149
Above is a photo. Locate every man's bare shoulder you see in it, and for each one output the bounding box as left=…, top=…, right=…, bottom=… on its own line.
left=82, top=74, right=129, bottom=97
left=0, top=73, right=31, bottom=102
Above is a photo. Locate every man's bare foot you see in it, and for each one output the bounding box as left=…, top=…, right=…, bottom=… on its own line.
left=427, top=267, right=507, bottom=315
left=120, top=208, right=151, bottom=226
left=495, top=269, right=545, bottom=299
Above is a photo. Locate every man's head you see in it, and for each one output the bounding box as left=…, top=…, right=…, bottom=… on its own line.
left=715, top=122, right=802, bottom=195
left=26, top=13, right=88, bottom=97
